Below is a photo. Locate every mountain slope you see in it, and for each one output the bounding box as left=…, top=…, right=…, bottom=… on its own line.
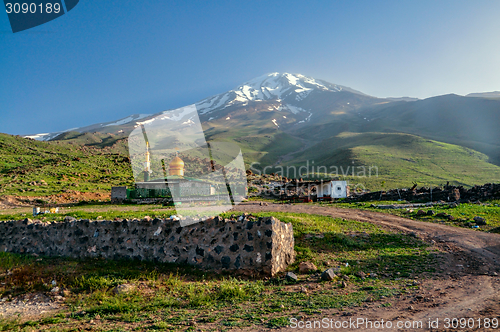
left=18, top=72, right=500, bottom=190
left=355, top=94, right=500, bottom=165
left=467, top=91, right=500, bottom=99
left=26, top=73, right=382, bottom=141
left=287, top=132, right=500, bottom=190
left=36, top=72, right=385, bottom=168
left=25, top=114, right=153, bottom=141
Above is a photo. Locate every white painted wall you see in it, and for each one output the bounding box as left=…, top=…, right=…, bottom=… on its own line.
left=317, top=181, right=347, bottom=198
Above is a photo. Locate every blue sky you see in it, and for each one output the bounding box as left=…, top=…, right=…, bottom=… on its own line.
left=2, top=0, right=500, bottom=135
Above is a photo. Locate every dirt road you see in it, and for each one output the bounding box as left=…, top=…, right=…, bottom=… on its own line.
left=233, top=202, right=500, bottom=331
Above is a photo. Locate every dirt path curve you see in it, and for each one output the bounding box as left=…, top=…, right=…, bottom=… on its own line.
left=233, top=202, right=500, bottom=331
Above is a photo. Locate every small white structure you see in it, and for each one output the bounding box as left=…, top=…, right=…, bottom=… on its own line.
left=317, top=181, right=348, bottom=198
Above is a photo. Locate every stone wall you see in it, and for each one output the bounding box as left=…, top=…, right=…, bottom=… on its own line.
left=0, top=215, right=295, bottom=276
left=347, top=183, right=500, bottom=203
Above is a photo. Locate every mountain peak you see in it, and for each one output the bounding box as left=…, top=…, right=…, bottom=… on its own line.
left=25, top=73, right=373, bottom=140
left=196, top=72, right=344, bottom=114
left=235, top=72, right=341, bottom=101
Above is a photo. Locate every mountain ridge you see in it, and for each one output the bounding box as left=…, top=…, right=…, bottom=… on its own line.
left=466, top=91, right=500, bottom=98
left=24, top=73, right=381, bottom=140
left=24, top=73, right=500, bottom=142
left=18, top=72, right=500, bottom=189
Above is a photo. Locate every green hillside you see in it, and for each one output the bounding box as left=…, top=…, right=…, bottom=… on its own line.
left=0, top=133, right=134, bottom=197
left=357, top=95, right=500, bottom=165
left=286, top=132, right=500, bottom=190
left=197, top=101, right=500, bottom=191
left=3, top=126, right=500, bottom=197
left=51, top=131, right=130, bottom=154
left=201, top=101, right=304, bottom=167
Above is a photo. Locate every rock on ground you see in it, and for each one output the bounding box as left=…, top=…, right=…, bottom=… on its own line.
left=113, top=284, right=135, bottom=295
left=285, top=272, right=298, bottom=282
left=298, top=261, right=317, bottom=274
left=321, top=268, right=337, bottom=281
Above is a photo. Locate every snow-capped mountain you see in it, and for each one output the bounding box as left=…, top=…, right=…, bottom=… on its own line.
left=25, top=73, right=378, bottom=140
left=18, top=73, right=500, bottom=177
left=196, top=72, right=366, bottom=116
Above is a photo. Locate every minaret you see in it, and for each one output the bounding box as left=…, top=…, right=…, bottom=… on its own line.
left=143, top=141, right=151, bottom=181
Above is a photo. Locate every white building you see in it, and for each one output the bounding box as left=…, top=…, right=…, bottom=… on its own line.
left=317, top=181, right=348, bottom=198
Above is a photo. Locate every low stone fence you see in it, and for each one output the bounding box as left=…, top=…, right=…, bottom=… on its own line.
left=0, top=215, right=295, bottom=276
left=347, top=183, right=500, bottom=203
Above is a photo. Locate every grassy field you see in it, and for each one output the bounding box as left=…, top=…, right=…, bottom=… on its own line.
left=3, top=198, right=499, bottom=232
left=0, top=212, right=437, bottom=331
left=0, top=203, right=176, bottom=223
left=316, top=199, right=500, bottom=233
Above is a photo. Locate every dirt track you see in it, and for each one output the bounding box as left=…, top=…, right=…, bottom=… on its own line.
left=233, top=202, right=500, bottom=331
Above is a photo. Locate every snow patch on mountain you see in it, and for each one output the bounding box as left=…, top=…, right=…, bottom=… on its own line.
left=25, top=127, right=78, bottom=141
left=160, top=107, right=195, bottom=122
left=105, top=114, right=150, bottom=127
left=135, top=118, right=155, bottom=126
left=24, top=133, right=55, bottom=140
left=298, top=112, right=313, bottom=123
left=195, top=72, right=343, bottom=115
left=284, top=104, right=307, bottom=114
left=197, top=94, right=231, bottom=113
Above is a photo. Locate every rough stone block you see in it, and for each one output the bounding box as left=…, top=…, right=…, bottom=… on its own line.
left=0, top=215, right=295, bottom=276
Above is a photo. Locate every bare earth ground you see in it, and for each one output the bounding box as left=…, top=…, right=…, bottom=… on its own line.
left=233, top=202, right=500, bottom=332
left=0, top=201, right=499, bottom=331
left=0, top=293, right=61, bottom=319
left=0, top=192, right=110, bottom=210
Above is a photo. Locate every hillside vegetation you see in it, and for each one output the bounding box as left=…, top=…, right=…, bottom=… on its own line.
left=356, top=94, right=500, bottom=165
left=2, top=126, right=500, bottom=198
left=286, top=132, right=500, bottom=190
left=19, top=74, right=500, bottom=197
left=0, top=133, right=134, bottom=197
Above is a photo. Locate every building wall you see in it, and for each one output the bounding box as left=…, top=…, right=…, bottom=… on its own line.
left=111, top=186, right=127, bottom=202
left=0, top=216, right=295, bottom=276
left=178, top=181, right=212, bottom=196
left=317, top=181, right=348, bottom=198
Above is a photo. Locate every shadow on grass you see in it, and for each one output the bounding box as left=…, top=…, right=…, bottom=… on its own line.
left=0, top=253, right=226, bottom=298
left=489, top=226, right=500, bottom=234
left=292, top=232, right=436, bottom=278
left=347, top=253, right=436, bottom=278
left=296, top=232, right=428, bottom=253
